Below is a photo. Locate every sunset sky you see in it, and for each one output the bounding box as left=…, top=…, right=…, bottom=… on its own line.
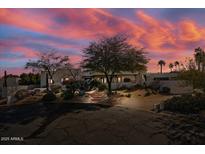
left=1, top=8, right=205, bottom=76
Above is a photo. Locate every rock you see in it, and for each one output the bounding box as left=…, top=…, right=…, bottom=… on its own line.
left=198, top=132, right=205, bottom=138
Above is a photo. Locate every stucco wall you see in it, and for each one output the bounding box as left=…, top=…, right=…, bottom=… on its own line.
left=41, top=69, right=81, bottom=87
left=159, top=80, right=193, bottom=94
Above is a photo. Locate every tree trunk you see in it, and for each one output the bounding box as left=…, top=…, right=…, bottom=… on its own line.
left=105, top=74, right=113, bottom=96
left=160, top=65, right=162, bottom=74
left=107, top=80, right=112, bottom=95
left=46, top=73, right=49, bottom=91
left=198, top=62, right=201, bottom=72
left=202, top=63, right=205, bottom=73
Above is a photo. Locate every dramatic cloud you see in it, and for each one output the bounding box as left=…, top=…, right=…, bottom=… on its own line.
left=1, top=8, right=205, bottom=75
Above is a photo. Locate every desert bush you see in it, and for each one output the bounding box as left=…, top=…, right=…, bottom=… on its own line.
left=164, top=94, right=205, bottom=114
left=34, top=89, right=41, bottom=94
left=178, top=70, right=205, bottom=91
left=134, top=84, right=144, bottom=90
left=144, top=91, right=151, bottom=97
left=90, top=80, right=107, bottom=91
left=126, top=93, right=131, bottom=97
left=50, top=85, right=62, bottom=93
left=62, top=90, right=74, bottom=100
left=117, top=85, right=127, bottom=90
left=98, top=83, right=107, bottom=91
left=65, top=80, right=81, bottom=95
left=42, top=91, right=56, bottom=102
left=15, top=89, right=29, bottom=100
left=160, top=87, right=171, bottom=94
left=149, top=81, right=160, bottom=91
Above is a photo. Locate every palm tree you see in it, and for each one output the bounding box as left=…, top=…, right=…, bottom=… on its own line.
left=169, top=63, right=174, bottom=72
left=158, top=60, right=166, bottom=74
left=174, top=61, right=180, bottom=71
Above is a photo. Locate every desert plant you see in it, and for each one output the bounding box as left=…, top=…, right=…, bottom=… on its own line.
left=50, top=85, right=62, bottom=94
left=126, top=93, right=131, bottom=97
left=62, top=90, right=74, bottom=100
left=160, top=87, right=171, bottom=94
left=144, top=91, right=151, bottom=97
left=15, top=89, right=29, bottom=100
left=42, top=91, right=56, bottom=102
left=98, top=84, right=107, bottom=91
left=164, top=94, right=205, bottom=114
left=89, top=80, right=106, bottom=90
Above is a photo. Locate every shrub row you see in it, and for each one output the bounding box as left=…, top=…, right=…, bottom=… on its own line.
left=164, top=94, right=205, bottom=114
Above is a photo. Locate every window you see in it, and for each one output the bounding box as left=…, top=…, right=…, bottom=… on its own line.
left=124, top=78, right=131, bottom=82
left=154, top=77, right=169, bottom=81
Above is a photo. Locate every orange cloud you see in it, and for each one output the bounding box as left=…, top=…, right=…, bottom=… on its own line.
left=2, top=8, right=205, bottom=74
left=178, top=20, right=205, bottom=42
left=12, top=46, right=39, bottom=58
left=136, top=10, right=176, bottom=51
left=0, top=9, right=50, bottom=32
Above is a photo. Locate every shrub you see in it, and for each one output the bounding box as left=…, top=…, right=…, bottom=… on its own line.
left=90, top=80, right=107, bottom=91
left=98, top=83, right=107, bottom=91
left=149, top=81, right=160, bottom=91
left=164, top=94, right=205, bottom=114
left=144, top=91, right=151, bottom=97
left=50, top=85, right=62, bottom=94
left=34, top=89, right=41, bottom=94
left=126, top=93, right=131, bottom=97
left=134, top=84, right=144, bottom=90
left=15, top=89, right=29, bottom=100
left=160, top=87, right=170, bottom=94
left=62, top=90, right=74, bottom=100
left=117, top=85, right=127, bottom=90
left=42, top=91, right=56, bottom=102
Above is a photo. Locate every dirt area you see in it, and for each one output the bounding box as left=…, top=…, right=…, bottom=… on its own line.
left=0, top=90, right=205, bottom=145
left=115, top=90, right=172, bottom=111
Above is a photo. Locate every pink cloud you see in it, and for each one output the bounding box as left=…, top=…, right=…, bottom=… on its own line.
left=1, top=9, right=205, bottom=74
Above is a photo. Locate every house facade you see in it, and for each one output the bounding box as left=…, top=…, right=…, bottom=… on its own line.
left=144, top=73, right=193, bottom=94
left=40, top=69, right=144, bottom=89
left=40, top=68, right=82, bottom=87
left=82, top=71, right=145, bottom=90
left=40, top=69, right=193, bottom=94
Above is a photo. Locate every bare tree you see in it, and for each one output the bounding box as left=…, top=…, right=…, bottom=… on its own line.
left=25, top=50, right=73, bottom=90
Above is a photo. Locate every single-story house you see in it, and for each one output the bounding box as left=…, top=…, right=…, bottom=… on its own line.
left=82, top=71, right=145, bottom=90
left=40, top=69, right=193, bottom=94
left=40, top=68, right=82, bottom=87
left=40, top=69, right=145, bottom=90
left=144, top=73, right=193, bottom=94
